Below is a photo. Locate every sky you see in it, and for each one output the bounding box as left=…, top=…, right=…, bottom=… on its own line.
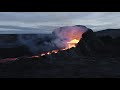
left=0, top=12, right=120, bottom=33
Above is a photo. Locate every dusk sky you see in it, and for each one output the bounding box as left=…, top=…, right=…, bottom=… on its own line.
left=0, top=12, right=120, bottom=33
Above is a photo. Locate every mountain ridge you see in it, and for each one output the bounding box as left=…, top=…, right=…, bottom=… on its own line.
left=95, top=28, right=120, bottom=38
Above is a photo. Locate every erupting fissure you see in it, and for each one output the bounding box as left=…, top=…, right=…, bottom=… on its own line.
left=0, top=25, right=88, bottom=62
left=0, top=38, right=80, bottom=62
left=39, top=38, right=80, bottom=56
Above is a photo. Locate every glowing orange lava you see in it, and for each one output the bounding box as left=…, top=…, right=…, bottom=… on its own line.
left=31, top=56, right=39, bottom=58
left=66, top=39, right=79, bottom=49
left=51, top=50, right=59, bottom=53
left=38, top=39, right=80, bottom=57
left=0, top=39, right=80, bottom=62
left=41, top=53, right=45, bottom=56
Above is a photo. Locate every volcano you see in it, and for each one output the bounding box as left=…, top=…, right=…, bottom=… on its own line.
left=0, top=26, right=120, bottom=78
left=0, top=25, right=88, bottom=59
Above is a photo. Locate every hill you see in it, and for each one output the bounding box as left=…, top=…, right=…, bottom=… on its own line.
left=95, top=29, right=120, bottom=38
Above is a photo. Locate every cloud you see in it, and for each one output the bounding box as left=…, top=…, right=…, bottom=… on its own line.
left=0, top=12, right=120, bottom=32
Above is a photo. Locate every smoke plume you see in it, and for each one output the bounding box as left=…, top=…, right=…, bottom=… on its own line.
left=52, top=25, right=88, bottom=49
left=16, top=25, right=89, bottom=54
left=0, top=25, right=88, bottom=56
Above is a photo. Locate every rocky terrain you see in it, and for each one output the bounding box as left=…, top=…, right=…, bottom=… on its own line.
left=0, top=27, right=120, bottom=78
left=95, top=29, right=120, bottom=38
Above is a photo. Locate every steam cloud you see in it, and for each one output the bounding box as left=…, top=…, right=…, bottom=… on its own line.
left=0, top=25, right=88, bottom=55
left=52, top=25, right=88, bottom=49
left=28, top=25, right=89, bottom=54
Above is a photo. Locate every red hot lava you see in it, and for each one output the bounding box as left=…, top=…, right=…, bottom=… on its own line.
left=0, top=25, right=88, bottom=62
left=39, top=38, right=80, bottom=56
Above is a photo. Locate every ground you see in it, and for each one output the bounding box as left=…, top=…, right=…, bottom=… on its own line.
left=0, top=56, right=120, bottom=78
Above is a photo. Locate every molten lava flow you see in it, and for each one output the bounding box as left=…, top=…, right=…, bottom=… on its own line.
left=67, top=39, right=79, bottom=44
left=0, top=39, right=80, bottom=63
left=0, top=25, right=88, bottom=62
left=0, top=38, right=80, bottom=62
left=51, top=50, right=59, bottom=53
left=40, top=50, right=59, bottom=56
left=47, top=52, right=51, bottom=55
left=38, top=39, right=80, bottom=57
left=66, top=39, right=79, bottom=49
left=41, top=53, right=45, bottom=56
left=31, top=56, right=39, bottom=58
